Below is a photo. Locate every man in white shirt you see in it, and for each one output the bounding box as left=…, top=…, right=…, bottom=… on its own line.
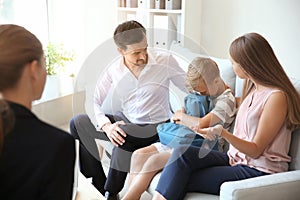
left=70, top=20, right=187, bottom=199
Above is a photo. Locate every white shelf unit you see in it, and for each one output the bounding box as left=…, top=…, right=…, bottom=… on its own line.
left=116, top=0, right=202, bottom=51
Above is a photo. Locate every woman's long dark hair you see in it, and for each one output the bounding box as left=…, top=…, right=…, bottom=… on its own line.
left=229, top=32, right=300, bottom=130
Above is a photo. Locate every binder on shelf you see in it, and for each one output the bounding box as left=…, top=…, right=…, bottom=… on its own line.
left=138, top=0, right=155, bottom=9
left=165, top=0, right=181, bottom=10
left=155, top=0, right=165, bottom=9
left=118, top=0, right=126, bottom=7
left=138, top=0, right=147, bottom=9
left=126, top=0, right=138, bottom=8
left=150, top=0, right=155, bottom=8
left=153, top=15, right=177, bottom=49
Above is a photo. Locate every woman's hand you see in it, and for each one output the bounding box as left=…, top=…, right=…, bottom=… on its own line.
left=195, top=124, right=223, bottom=141
left=102, top=121, right=126, bottom=147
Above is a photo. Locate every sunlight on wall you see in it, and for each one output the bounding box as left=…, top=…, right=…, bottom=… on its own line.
left=49, top=0, right=117, bottom=76
left=200, top=0, right=300, bottom=79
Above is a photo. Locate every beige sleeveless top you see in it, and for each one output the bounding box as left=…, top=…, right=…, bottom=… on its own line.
left=228, top=87, right=291, bottom=173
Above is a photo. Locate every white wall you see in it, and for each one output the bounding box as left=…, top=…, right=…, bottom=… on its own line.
left=49, top=0, right=300, bottom=78
left=82, top=0, right=117, bottom=56
left=49, top=0, right=117, bottom=75
left=200, top=0, right=300, bottom=79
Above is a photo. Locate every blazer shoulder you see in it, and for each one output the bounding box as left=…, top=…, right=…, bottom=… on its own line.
left=36, top=120, right=75, bottom=144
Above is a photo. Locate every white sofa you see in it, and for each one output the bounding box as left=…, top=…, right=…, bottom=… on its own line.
left=97, top=43, right=300, bottom=199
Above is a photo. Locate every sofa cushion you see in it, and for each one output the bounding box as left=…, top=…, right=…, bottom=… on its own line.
left=288, top=77, right=300, bottom=170
left=147, top=172, right=219, bottom=200
left=220, top=170, right=300, bottom=200
left=289, top=129, right=300, bottom=170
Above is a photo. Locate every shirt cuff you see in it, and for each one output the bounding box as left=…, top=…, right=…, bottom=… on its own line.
left=96, top=117, right=111, bottom=132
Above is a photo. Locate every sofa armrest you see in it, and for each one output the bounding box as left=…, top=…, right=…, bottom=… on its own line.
left=220, top=170, right=300, bottom=200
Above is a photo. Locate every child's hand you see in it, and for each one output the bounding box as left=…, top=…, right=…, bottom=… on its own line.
left=173, top=108, right=200, bottom=131
left=195, top=124, right=223, bottom=141
left=172, top=107, right=185, bottom=123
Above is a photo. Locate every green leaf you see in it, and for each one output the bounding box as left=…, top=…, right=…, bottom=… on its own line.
left=44, top=43, right=75, bottom=75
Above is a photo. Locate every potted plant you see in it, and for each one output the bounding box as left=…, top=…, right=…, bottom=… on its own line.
left=45, top=42, right=74, bottom=75
left=42, top=43, right=75, bottom=101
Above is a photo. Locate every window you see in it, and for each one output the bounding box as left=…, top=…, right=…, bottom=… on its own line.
left=0, top=0, right=116, bottom=102
left=0, top=0, right=81, bottom=102
left=0, top=0, right=49, bottom=46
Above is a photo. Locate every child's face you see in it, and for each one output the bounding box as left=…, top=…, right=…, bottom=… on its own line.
left=193, top=79, right=217, bottom=96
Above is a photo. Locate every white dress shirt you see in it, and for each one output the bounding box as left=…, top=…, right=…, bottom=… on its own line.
left=93, top=49, right=187, bottom=130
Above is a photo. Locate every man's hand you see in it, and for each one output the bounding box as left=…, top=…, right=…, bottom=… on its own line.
left=194, top=124, right=223, bottom=141
left=102, top=121, right=127, bottom=147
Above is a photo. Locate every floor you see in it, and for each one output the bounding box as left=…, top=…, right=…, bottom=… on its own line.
left=102, top=152, right=152, bottom=200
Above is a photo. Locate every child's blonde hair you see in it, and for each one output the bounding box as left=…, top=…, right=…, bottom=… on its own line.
left=186, top=57, right=220, bottom=92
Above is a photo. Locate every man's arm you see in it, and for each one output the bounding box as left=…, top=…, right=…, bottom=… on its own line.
left=167, top=54, right=188, bottom=93
left=92, top=70, right=113, bottom=131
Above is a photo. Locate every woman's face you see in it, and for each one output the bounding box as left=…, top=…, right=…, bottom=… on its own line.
left=230, top=56, right=249, bottom=79
left=34, top=55, right=47, bottom=100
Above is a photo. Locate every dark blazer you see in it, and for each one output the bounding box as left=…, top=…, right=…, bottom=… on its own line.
left=0, top=102, right=75, bottom=200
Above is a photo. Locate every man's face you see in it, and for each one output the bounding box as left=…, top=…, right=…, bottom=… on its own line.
left=120, top=36, right=148, bottom=68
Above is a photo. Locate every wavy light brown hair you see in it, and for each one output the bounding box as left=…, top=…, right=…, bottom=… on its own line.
left=0, top=24, right=43, bottom=152
left=229, top=32, right=300, bottom=130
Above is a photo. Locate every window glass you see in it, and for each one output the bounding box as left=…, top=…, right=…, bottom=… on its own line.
left=0, top=0, right=48, bottom=46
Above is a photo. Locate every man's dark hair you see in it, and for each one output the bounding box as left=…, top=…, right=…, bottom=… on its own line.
left=113, top=20, right=146, bottom=50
